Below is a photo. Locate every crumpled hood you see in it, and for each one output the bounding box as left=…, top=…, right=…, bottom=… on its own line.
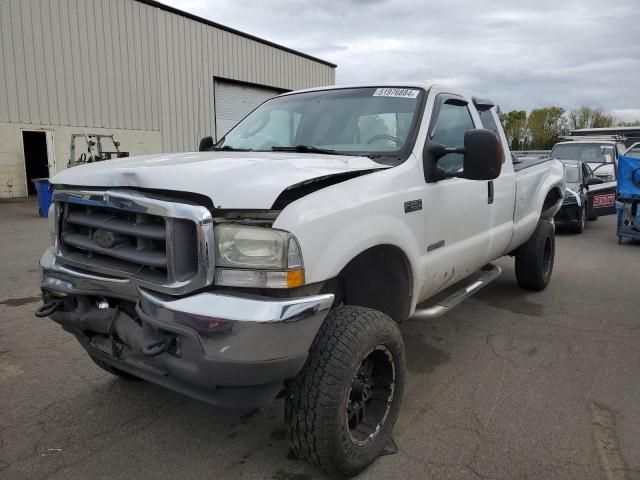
left=51, top=151, right=388, bottom=209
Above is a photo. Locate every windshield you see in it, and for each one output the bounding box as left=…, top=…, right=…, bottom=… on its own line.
left=551, top=143, right=614, bottom=163
left=216, top=87, right=425, bottom=163
left=563, top=164, right=580, bottom=183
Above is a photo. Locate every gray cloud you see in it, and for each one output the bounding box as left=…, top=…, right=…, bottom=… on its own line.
left=162, top=0, right=640, bottom=118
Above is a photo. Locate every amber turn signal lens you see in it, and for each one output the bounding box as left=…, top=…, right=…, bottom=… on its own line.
left=286, top=269, right=305, bottom=288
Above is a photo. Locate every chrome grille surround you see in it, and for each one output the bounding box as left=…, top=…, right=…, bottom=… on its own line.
left=52, top=189, right=215, bottom=296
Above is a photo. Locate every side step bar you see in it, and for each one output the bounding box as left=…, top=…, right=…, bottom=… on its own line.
left=412, top=264, right=502, bottom=319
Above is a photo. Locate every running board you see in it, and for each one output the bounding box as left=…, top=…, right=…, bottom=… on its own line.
left=412, top=264, right=502, bottom=319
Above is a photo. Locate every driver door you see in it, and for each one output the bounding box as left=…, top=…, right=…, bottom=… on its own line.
left=419, top=94, right=493, bottom=299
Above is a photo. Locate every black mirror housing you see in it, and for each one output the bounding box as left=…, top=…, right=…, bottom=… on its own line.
left=461, top=129, right=502, bottom=181
left=199, top=136, right=215, bottom=152
left=586, top=176, right=604, bottom=186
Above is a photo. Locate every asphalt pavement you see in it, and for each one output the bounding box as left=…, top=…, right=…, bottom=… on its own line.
left=1, top=199, right=639, bottom=480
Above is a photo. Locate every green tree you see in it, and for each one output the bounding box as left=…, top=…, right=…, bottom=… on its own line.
left=569, top=106, right=616, bottom=130
left=617, top=120, right=640, bottom=127
left=499, top=110, right=528, bottom=150
left=527, top=107, right=567, bottom=149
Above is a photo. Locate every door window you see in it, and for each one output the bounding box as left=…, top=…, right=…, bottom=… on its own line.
left=431, top=101, right=475, bottom=173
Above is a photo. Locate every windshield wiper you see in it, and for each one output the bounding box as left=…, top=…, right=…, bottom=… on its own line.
left=271, top=145, right=341, bottom=155
left=211, top=145, right=253, bottom=151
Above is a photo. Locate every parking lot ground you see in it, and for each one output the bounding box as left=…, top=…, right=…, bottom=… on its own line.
left=1, top=199, right=639, bottom=480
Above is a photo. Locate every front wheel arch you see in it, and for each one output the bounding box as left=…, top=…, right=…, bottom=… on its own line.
left=334, top=244, right=413, bottom=322
left=541, top=187, right=564, bottom=219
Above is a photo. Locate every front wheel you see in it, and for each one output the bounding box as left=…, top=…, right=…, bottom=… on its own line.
left=515, top=219, right=555, bottom=291
left=285, top=305, right=405, bottom=477
left=572, top=205, right=586, bottom=233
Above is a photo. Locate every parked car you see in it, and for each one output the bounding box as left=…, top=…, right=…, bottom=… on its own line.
left=550, top=139, right=626, bottom=182
left=37, top=83, right=565, bottom=477
left=554, top=160, right=605, bottom=232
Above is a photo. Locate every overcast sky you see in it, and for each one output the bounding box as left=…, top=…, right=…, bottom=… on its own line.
left=161, top=0, right=640, bottom=120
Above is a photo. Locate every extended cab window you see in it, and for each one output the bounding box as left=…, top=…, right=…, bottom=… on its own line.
left=478, top=109, right=499, bottom=134
left=431, top=101, right=475, bottom=173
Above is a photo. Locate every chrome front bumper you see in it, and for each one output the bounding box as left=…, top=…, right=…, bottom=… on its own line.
left=40, top=248, right=334, bottom=406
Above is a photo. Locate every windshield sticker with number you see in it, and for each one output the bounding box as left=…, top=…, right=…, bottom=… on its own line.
left=373, top=88, right=420, bottom=98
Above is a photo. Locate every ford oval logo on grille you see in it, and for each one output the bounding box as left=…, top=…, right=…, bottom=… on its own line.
left=93, top=229, right=117, bottom=248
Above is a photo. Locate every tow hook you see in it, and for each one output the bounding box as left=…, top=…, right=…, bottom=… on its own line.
left=35, top=298, right=64, bottom=318
left=142, top=335, right=177, bottom=357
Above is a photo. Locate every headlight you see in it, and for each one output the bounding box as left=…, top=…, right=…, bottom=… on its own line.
left=214, top=224, right=304, bottom=288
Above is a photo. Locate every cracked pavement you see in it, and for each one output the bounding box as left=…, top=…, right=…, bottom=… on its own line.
left=1, top=199, right=639, bottom=480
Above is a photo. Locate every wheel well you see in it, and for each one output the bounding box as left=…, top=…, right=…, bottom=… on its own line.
left=333, top=245, right=412, bottom=322
left=541, top=187, right=563, bottom=219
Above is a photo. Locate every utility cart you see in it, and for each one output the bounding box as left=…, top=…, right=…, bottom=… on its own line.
left=616, top=154, right=640, bottom=244
left=67, top=134, right=129, bottom=168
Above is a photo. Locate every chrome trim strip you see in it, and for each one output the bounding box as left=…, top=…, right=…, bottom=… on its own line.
left=52, top=189, right=215, bottom=296
left=138, top=288, right=335, bottom=325
left=427, top=240, right=445, bottom=252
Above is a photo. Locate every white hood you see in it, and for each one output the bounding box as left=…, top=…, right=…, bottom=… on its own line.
left=51, top=151, right=388, bottom=209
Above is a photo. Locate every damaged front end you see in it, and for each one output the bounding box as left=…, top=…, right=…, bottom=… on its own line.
left=39, top=249, right=333, bottom=408
left=37, top=188, right=334, bottom=408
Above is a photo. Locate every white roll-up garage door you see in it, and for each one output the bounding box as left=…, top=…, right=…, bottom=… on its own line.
left=214, top=80, right=283, bottom=141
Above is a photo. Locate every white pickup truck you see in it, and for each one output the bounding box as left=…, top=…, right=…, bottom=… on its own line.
left=38, top=83, right=564, bottom=476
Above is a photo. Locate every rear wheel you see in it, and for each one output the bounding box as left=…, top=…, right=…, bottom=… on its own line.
left=286, top=305, right=405, bottom=477
left=515, top=219, right=555, bottom=291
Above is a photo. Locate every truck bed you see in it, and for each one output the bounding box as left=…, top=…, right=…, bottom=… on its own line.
left=512, top=155, right=554, bottom=172
left=508, top=157, right=565, bottom=252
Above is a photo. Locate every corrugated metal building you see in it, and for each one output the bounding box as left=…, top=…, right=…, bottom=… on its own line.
left=0, top=0, right=336, bottom=198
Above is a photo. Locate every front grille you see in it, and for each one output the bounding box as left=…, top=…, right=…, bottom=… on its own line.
left=54, top=189, right=214, bottom=294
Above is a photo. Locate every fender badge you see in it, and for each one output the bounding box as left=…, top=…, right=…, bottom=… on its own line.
left=404, top=199, right=422, bottom=213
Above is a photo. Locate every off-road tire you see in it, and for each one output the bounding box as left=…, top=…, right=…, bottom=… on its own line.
left=515, top=219, right=555, bottom=291
left=89, top=354, right=141, bottom=381
left=571, top=205, right=586, bottom=233
left=285, top=305, right=405, bottom=477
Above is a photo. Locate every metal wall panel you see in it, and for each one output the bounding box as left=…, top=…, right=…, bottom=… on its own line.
left=0, top=0, right=335, bottom=152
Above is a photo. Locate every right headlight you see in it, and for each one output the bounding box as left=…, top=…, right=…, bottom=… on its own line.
left=213, top=224, right=304, bottom=288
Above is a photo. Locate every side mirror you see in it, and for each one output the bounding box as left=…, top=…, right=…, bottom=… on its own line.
left=199, top=136, right=214, bottom=152
left=586, top=176, right=604, bottom=186
left=115, top=141, right=121, bottom=147
left=460, top=129, right=503, bottom=180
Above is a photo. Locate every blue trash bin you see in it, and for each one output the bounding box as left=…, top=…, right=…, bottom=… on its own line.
left=31, top=178, right=53, bottom=217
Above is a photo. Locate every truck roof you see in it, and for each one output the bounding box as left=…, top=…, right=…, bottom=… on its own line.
left=279, top=81, right=435, bottom=96
left=555, top=140, right=619, bottom=146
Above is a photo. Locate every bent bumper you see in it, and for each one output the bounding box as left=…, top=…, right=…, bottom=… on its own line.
left=40, top=248, right=334, bottom=407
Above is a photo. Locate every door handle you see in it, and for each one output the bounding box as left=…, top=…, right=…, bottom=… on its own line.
left=488, top=181, right=494, bottom=204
